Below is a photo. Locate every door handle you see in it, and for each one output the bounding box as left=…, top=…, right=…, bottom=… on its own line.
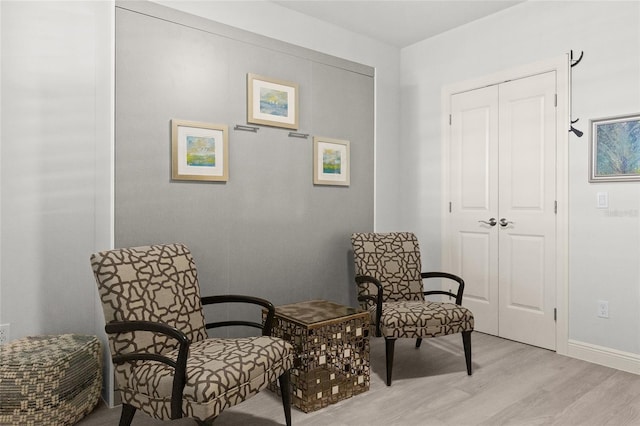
left=478, top=218, right=497, bottom=227
left=500, top=218, right=514, bottom=227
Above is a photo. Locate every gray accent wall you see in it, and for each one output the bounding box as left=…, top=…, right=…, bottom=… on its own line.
left=115, top=3, right=374, bottom=311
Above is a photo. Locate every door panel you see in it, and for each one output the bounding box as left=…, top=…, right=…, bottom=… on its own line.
left=448, top=71, right=557, bottom=350
left=498, top=71, right=557, bottom=350
left=459, top=232, right=492, bottom=302
left=505, top=234, right=545, bottom=310
left=506, top=96, right=546, bottom=208
left=450, top=86, right=499, bottom=335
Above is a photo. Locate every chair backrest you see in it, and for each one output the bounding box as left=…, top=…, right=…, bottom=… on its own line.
left=351, top=232, right=425, bottom=306
left=90, top=243, right=208, bottom=357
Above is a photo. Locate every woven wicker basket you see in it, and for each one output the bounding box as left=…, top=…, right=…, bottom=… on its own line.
left=0, top=334, right=102, bottom=425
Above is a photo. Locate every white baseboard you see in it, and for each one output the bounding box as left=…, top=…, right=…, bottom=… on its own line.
left=567, top=339, right=640, bottom=375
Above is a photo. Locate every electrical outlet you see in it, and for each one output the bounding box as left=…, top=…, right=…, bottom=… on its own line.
left=597, top=300, right=609, bottom=318
left=0, top=324, right=10, bottom=345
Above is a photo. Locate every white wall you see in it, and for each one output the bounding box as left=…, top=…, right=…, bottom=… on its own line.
left=153, top=0, right=402, bottom=232
left=401, top=1, right=640, bottom=359
left=0, top=1, right=3, bottom=326
left=1, top=0, right=114, bottom=401
left=0, top=0, right=113, bottom=355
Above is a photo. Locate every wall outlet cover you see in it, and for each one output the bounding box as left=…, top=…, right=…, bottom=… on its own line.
left=597, top=300, right=609, bottom=318
left=597, top=192, right=608, bottom=209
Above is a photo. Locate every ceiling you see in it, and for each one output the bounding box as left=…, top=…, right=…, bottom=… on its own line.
left=272, top=0, right=524, bottom=48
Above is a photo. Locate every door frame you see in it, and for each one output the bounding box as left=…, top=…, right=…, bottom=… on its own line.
left=441, top=55, right=570, bottom=355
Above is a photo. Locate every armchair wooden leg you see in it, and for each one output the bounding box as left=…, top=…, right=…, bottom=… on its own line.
left=462, top=331, right=472, bottom=375
left=279, top=370, right=292, bottom=426
left=385, top=338, right=396, bottom=386
left=415, top=337, right=422, bottom=348
left=119, top=403, right=136, bottom=426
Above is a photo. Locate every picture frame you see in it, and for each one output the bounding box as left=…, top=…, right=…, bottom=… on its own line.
left=171, top=119, right=229, bottom=182
left=313, top=136, right=350, bottom=186
left=247, top=73, right=299, bottom=130
left=589, top=113, right=640, bottom=182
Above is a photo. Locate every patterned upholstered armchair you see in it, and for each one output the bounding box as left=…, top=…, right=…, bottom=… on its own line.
left=90, top=243, right=294, bottom=425
left=351, top=232, right=474, bottom=385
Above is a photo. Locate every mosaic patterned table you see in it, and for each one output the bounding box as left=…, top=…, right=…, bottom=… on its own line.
left=267, top=300, right=370, bottom=412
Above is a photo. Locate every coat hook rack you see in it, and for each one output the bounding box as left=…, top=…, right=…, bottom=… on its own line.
left=569, top=49, right=584, bottom=137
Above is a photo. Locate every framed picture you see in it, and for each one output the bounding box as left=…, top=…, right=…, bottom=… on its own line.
left=313, top=136, right=350, bottom=186
left=171, top=119, right=229, bottom=182
left=247, top=73, right=299, bottom=130
left=590, top=113, right=640, bottom=182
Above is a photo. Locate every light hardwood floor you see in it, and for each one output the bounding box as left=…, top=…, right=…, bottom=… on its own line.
left=78, top=333, right=640, bottom=425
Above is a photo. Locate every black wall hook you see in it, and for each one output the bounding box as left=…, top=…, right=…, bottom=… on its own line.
left=569, top=118, right=584, bottom=137
left=571, top=50, right=584, bottom=68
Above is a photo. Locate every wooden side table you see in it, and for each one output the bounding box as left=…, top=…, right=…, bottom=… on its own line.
left=267, top=300, right=370, bottom=412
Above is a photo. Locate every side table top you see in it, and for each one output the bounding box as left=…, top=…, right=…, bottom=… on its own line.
left=274, top=299, right=366, bottom=327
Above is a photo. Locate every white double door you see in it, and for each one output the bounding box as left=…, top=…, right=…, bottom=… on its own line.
left=448, top=71, right=557, bottom=350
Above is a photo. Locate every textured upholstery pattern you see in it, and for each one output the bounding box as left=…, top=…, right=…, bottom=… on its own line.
left=91, top=243, right=294, bottom=422
left=0, top=334, right=102, bottom=425
left=116, top=336, right=292, bottom=421
left=371, top=301, right=474, bottom=339
left=351, top=232, right=425, bottom=305
left=352, top=232, right=474, bottom=339
left=91, top=244, right=208, bottom=358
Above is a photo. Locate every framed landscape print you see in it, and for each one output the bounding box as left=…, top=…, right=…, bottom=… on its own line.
left=313, top=136, right=350, bottom=186
left=171, top=119, right=229, bottom=182
left=589, top=113, right=640, bottom=182
left=247, top=73, right=299, bottom=130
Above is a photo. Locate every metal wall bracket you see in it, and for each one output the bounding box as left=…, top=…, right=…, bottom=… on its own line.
left=234, top=124, right=259, bottom=132
left=288, top=132, right=309, bottom=139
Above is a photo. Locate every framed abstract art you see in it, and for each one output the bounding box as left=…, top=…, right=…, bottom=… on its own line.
left=171, top=119, right=229, bottom=182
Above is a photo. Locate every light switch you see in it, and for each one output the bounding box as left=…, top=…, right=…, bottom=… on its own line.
left=597, top=192, right=608, bottom=208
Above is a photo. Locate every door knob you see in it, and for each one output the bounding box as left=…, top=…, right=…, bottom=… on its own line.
left=478, top=218, right=497, bottom=227
left=500, top=218, right=514, bottom=227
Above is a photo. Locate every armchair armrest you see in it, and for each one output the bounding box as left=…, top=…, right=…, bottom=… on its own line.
left=421, top=272, right=465, bottom=305
left=200, top=294, right=276, bottom=337
left=355, top=275, right=384, bottom=337
left=104, top=320, right=189, bottom=420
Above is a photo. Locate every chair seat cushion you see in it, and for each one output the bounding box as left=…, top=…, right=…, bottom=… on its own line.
left=372, top=301, right=474, bottom=339
left=115, top=336, right=294, bottom=422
